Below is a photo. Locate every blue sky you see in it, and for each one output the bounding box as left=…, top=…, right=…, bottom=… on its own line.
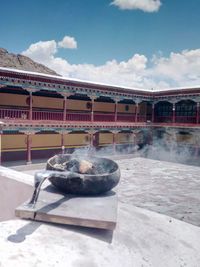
left=0, top=0, right=200, bottom=89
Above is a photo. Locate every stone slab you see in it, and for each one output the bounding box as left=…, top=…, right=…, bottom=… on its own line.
left=15, top=185, right=117, bottom=230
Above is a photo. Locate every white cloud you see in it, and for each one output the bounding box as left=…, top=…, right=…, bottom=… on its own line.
left=22, top=40, right=200, bottom=90
left=58, top=36, right=77, bottom=49
left=111, top=0, right=162, bottom=12
left=151, top=49, right=200, bottom=87
left=22, top=40, right=57, bottom=63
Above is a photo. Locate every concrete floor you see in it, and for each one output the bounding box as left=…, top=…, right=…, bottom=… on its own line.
left=116, top=157, right=200, bottom=227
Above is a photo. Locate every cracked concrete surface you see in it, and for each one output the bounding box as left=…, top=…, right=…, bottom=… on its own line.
left=116, top=157, right=200, bottom=227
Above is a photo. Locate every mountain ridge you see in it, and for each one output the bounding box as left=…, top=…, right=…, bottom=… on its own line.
left=0, top=48, right=59, bottom=76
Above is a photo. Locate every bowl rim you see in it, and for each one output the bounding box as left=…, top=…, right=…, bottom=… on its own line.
left=46, top=154, right=120, bottom=178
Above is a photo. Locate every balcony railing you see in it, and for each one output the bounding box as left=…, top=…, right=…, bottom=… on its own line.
left=0, top=108, right=199, bottom=125
left=94, top=113, right=115, bottom=122
left=117, top=114, right=135, bottom=122
left=66, top=112, right=91, bottom=121
left=0, top=108, right=29, bottom=120
left=32, top=110, right=63, bottom=121
left=137, top=115, right=148, bottom=122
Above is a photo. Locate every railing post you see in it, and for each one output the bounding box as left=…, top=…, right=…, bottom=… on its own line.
left=196, top=102, right=199, bottom=124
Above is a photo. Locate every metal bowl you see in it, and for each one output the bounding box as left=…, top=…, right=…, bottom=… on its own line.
left=46, top=154, right=120, bottom=195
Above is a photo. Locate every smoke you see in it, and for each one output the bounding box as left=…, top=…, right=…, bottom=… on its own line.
left=62, top=143, right=139, bottom=159
left=59, top=130, right=200, bottom=166
left=140, top=132, right=200, bottom=166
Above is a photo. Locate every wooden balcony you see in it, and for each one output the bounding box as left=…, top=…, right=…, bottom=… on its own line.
left=66, top=112, right=91, bottom=121
left=117, top=114, right=135, bottom=122
left=94, top=113, right=115, bottom=122
left=0, top=108, right=199, bottom=128
left=0, top=108, right=29, bottom=120
left=33, top=110, right=63, bottom=121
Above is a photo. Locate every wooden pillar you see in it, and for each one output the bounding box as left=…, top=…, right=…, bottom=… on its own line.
left=172, top=102, right=176, bottom=123
left=135, top=103, right=139, bottom=122
left=151, top=103, right=155, bottom=122
left=26, top=133, right=32, bottom=164
left=29, top=91, right=33, bottom=120
left=144, top=102, right=147, bottom=122
left=88, top=130, right=97, bottom=154
left=63, top=95, right=67, bottom=121
left=91, top=98, right=94, bottom=122
left=132, top=132, right=136, bottom=148
left=61, top=133, right=65, bottom=154
left=90, top=131, right=94, bottom=148
left=91, top=96, right=96, bottom=122
left=114, top=99, right=118, bottom=122
left=196, top=102, right=199, bottom=124
left=0, top=131, right=2, bottom=165
left=112, top=131, right=118, bottom=154
left=60, top=131, right=70, bottom=154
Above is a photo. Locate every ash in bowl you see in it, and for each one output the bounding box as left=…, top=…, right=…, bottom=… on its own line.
left=46, top=155, right=120, bottom=195
left=64, top=159, right=107, bottom=175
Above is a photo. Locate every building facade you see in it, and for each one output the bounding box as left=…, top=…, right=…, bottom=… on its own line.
left=0, top=67, right=200, bottom=164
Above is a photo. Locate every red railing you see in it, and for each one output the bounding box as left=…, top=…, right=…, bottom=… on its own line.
left=137, top=115, right=147, bottom=122
left=66, top=112, right=91, bottom=121
left=0, top=108, right=29, bottom=119
left=32, top=110, right=63, bottom=121
left=175, top=116, right=196, bottom=123
left=0, top=108, right=199, bottom=125
left=94, top=113, right=115, bottom=122
left=117, top=114, right=135, bottom=122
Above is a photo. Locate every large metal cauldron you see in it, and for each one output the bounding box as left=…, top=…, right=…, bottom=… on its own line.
left=46, top=154, right=120, bottom=195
